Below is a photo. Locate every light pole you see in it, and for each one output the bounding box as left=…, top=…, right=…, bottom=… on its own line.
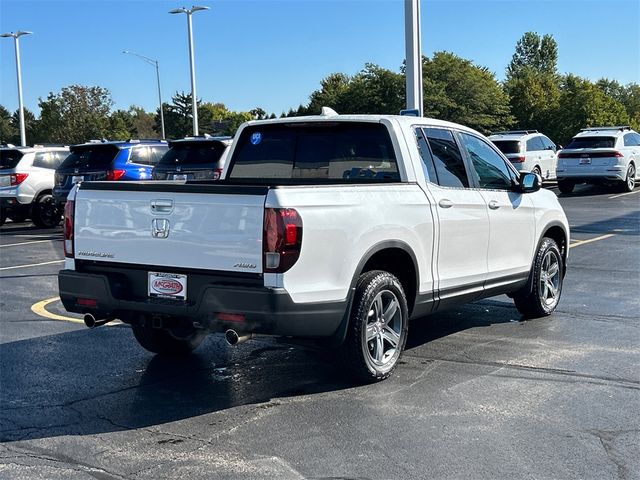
left=169, top=5, right=209, bottom=136
left=1, top=30, right=33, bottom=146
left=404, top=0, right=423, bottom=116
left=123, top=50, right=166, bottom=139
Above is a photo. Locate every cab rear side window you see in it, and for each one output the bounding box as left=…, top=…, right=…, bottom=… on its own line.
left=423, top=128, right=469, bottom=188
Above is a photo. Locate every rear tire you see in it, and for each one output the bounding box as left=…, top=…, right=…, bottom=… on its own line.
left=31, top=194, right=61, bottom=228
left=513, top=237, right=564, bottom=318
left=620, top=163, right=635, bottom=192
left=558, top=180, right=574, bottom=194
left=340, top=270, right=409, bottom=382
left=132, top=318, right=205, bottom=356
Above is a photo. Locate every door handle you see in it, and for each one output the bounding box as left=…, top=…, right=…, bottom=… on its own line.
left=151, top=199, right=174, bottom=214
left=438, top=199, right=453, bottom=209
left=488, top=200, right=500, bottom=210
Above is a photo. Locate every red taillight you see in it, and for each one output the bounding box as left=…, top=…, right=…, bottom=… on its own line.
left=106, top=169, right=125, bottom=181
left=511, top=156, right=526, bottom=163
left=213, top=168, right=223, bottom=180
left=64, top=200, right=74, bottom=258
left=10, top=173, right=28, bottom=185
left=263, top=208, right=302, bottom=273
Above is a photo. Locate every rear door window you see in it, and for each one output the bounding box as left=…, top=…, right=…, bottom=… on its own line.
left=460, top=132, right=514, bottom=190
left=129, top=146, right=154, bottom=165
left=423, top=128, right=469, bottom=188
left=0, top=149, right=24, bottom=170
left=228, top=122, right=399, bottom=182
left=33, top=151, right=65, bottom=169
left=60, top=145, right=119, bottom=171
left=565, top=137, right=616, bottom=149
left=623, top=133, right=639, bottom=147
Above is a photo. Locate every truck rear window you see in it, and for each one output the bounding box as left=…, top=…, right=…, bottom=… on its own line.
left=565, top=137, right=616, bottom=149
left=228, top=122, right=399, bottom=183
left=491, top=140, right=521, bottom=154
left=0, top=149, right=24, bottom=170
left=158, top=141, right=227, bottom=167
left=60, top=145, right=119, bottom=171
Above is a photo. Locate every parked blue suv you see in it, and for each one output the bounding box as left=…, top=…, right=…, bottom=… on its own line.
left=53, top=139, right=168, bottom=206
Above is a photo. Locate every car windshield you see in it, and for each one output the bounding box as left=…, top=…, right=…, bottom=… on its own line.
left=0, top=149, right=24, bottom=170
left=157, top=141, right=227, bottom=168
left=59, top=145, right=119, bottom=170
left=228, top=122, right=399, bottom=183
left=565, top=136, right=616, bottom=149
left=491, top=140, right=521, bottom=155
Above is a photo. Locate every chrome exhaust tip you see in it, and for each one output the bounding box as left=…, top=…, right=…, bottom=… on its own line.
left=225, top=329, right=252, bottom=346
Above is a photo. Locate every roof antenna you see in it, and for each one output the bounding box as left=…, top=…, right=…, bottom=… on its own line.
left=321, top=106, right=338, bottom=116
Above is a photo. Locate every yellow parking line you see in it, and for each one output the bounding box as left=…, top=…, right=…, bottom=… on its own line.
left=569, top=233, right=615, bottom=249
left=609, top=189, right=640, bottom=199
left=31, top=297, right=120, bottom=326
left=31, top=297, right=85, bottom=324
left=0, top=259, right=64, bottom=271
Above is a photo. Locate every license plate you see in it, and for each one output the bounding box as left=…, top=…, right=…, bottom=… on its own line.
left=148, top=272, right=187, bottom=300
left=579, top=158, right=591, bottom=165
left=173, top=174, right=188, bottom=181
left=72, top=175, right=84, bottom=183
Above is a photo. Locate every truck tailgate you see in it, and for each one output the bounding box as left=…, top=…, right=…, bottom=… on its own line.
left=74, top=182, right=266, bottom=274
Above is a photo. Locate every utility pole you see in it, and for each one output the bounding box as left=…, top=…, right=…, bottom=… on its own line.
left=404, top=0, right=423, bottom=116
left=1, top=31, right=33, bottom=146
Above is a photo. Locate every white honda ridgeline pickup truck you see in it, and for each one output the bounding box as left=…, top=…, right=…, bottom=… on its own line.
left=58, top=112, right=569, bottom=382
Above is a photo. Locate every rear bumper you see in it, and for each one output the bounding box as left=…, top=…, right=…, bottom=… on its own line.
left=58, top=269, right=347, bottom=338
left=556, top=166, right=626, bottom=182
left=52, top=186, right=71, bottom=206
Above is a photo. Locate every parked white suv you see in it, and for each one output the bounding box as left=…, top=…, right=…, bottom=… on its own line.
left=489, top=130, right=558, bottom=181
left=58, top=113, right=569, bottom=382
left=0, top=145, right=69, bottom=227
left=556, top=126, right=639, bottom=193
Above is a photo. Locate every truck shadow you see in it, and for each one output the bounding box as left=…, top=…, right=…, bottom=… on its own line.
left=0, top=300, right=520, bottom=444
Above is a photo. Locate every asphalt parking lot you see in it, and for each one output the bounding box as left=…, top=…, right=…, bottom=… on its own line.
left=0, top=184, right=638, bottom=480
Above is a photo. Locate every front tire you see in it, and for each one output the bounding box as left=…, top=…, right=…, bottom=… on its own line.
left=132, top=318, right=205, bottom=356
left=513, top=237, right=564, bottom=318
left=558, top=180, right=574, bottom=194
left=341, top=270, right=409, bottom=382
left=31, top=194, right=61, bottom=228
left=621, top=163, right=636, bottom=192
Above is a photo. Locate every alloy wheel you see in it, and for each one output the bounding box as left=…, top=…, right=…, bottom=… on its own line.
left=539, top=250, right=561, bottom=308
left=363, top=290, right=402, bottom=366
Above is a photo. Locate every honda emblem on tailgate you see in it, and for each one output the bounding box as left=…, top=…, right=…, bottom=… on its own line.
left=151, top=218, right=170, bottom=238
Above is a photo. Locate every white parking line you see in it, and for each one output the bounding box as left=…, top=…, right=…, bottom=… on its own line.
left=569, top=233, right=615, bottom=249
left=609, top=189, right=640, bottom=199
left=0, top=239, right=56, bottom=248
left=0, top=259, right=64, bottom=271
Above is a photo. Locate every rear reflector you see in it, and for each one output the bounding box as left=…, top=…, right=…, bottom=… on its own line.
left=510, top=156, right=526, bottom=163
left=263, top=208, right=302, bottom=273
left=217, top=313, right=245, bottom=323
left=64, top=200, right=75, bottom=258
left=76, top=298, right=97, bottom=307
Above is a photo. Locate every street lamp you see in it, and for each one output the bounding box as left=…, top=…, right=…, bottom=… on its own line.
left=169, top=5, right=209, bottom=136
left=1, top=30, right=33, bottom=146
left=123, top=50, right=166, bottom=139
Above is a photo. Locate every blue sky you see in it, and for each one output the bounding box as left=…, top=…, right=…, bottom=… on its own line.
left=1, top=0, right=639, bottom=116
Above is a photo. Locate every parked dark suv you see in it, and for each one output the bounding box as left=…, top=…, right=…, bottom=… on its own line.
left=152, top=136, right=231, bottom=181
left=53, top=139, right=168, bottom=206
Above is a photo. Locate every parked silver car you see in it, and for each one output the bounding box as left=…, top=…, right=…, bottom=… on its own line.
left=0, top=144, right=69, bottom=227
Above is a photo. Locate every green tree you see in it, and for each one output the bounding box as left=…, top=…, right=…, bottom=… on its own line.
left=506, top=31, right=558, bottom=78
left=9, top=108, right=42, bottom=144
left=0, top=106, right=15, bottom=144
left=596, top=79, right=640, bottom=130
left=128, top=106, right=158, bottom=139
left=38, top=85, right=113, bottom=144
left=552, top=75, right=630, bottom=145
left=505, top=32, right=561, bottom=138
left=161, top=91, right=198, bottom=139
left=422, top=52, right=514, bottom=133
left=108, top=109, right=134, bottom=140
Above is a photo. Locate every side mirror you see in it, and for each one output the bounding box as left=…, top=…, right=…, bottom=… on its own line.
left=520, top=172, right=541, bottom=193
